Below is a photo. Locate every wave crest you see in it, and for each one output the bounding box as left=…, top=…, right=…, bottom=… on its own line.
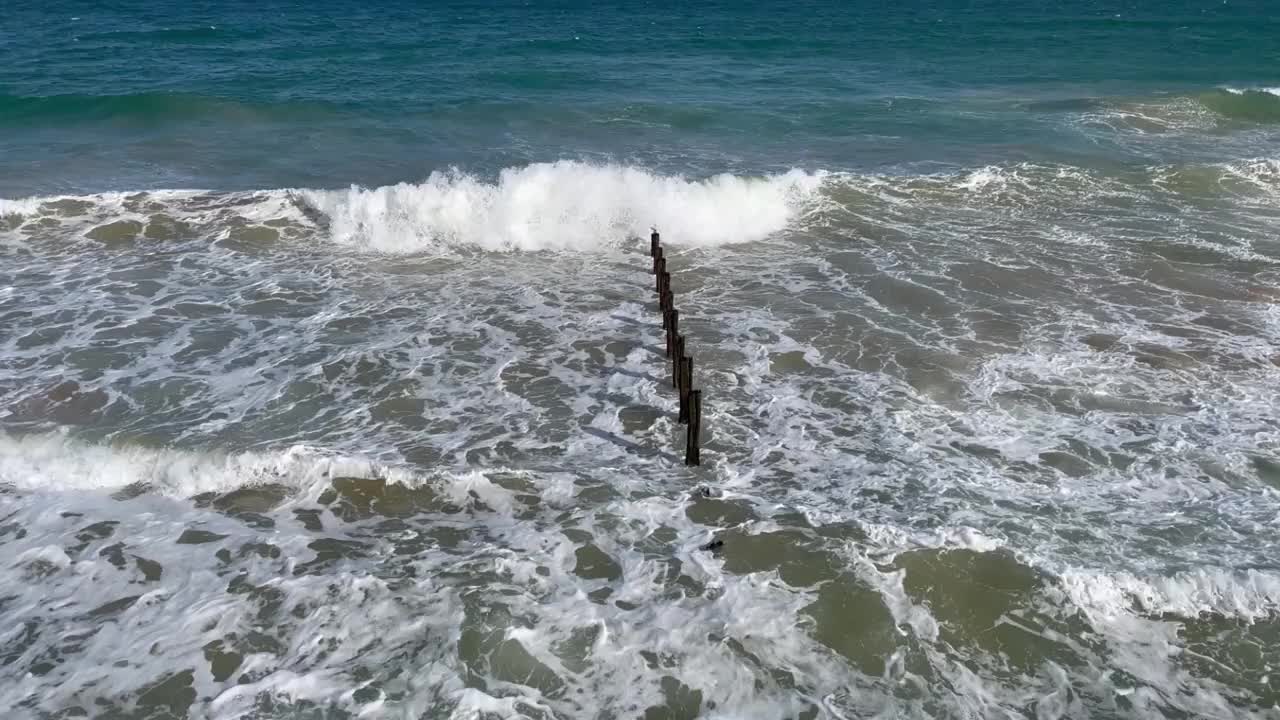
left=0, top=432, right=411, bottom=497
left=0, top=162, right=827, bottom=253
left=1199, top=87, right=1280, bottom=124
left=298, top=161, right=827, bottom=252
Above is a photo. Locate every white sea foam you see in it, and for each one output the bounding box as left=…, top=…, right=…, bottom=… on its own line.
left=0, top=162, right=827, bottom=254
left=1059, top=567, right=1280, bottom=622
left=0, top=195, right=56, bottom=217
left=859, top=522, right=1008, bottom=556
left=955, top=166, right=1007, bottom=192
left=0, top=432, right=411, bottom=496
left=1219, top=157, right=1280, bottom=197
left=5, top=150, right=1280, bottom=716
left=299, top=161, right=827, bottom=252
left=1221, top=86, right=1280, bottom=97
left=1072, top=97, right=1220, bottom=135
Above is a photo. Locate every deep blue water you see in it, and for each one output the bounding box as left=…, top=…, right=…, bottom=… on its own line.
left=3, top=0, right=1279, bottom=194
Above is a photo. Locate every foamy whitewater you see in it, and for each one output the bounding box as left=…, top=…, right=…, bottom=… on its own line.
left=0, top=163, right=825, bottom=255
left=4, top=155, right=1280, bottom=718
left=4, top=1, right=1280, bottom=718
left=303, top=163, right=827, bottom=252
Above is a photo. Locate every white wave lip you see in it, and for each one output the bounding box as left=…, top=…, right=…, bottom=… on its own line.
left=1059, top=567, right=1280, bottom=622
left=1221, top=86, right=1280, bottom=97
left=0, top=432, right=414, bottom=496
left=299, top=161, right=827, bottom=253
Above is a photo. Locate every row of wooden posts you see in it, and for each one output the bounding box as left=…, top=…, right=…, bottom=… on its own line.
left=649, top=230, right=703, bottom=466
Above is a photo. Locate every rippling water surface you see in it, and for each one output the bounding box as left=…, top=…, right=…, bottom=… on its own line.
left=3, top=2, right=1280, bottom=718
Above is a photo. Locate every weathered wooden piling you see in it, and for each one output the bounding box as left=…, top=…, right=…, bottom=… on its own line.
left=666, top=317, right=679, bottom=357
left=639, top=230, right=706, bottom=465
left=685, top=390, right=702, bottom=466
left=678, top=356, right=693, bottom=423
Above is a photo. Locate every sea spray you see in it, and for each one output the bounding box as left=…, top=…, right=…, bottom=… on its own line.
left=298, top=161, right=828, bottom=252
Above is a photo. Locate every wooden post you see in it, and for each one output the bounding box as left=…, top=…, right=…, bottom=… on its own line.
left=662, top=307, right=672, bottom=332
left=661, top=288, right=673, bottom=313
left=678, top=356, right=692, bottom=423
left=672, top=335, right=684, bottom=380
left=666, top=316, right=678, bottom=358
left=685, top=390, right=702, bottom=466
left=652, top=247, right=663, bottom=274
left=668, top=309, right=679, bottom=343
left=650, top=231, right=660, bottom=258
left=655, top=259, right=666, bottom=290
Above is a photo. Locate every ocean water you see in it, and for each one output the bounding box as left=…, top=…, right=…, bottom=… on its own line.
left=3, top=1, right=1280, bottom=718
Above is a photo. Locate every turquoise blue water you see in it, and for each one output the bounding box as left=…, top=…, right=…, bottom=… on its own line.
left=4, top=2, right=1280, bottom=718
left=3, top=1, right=1279, bottom=193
